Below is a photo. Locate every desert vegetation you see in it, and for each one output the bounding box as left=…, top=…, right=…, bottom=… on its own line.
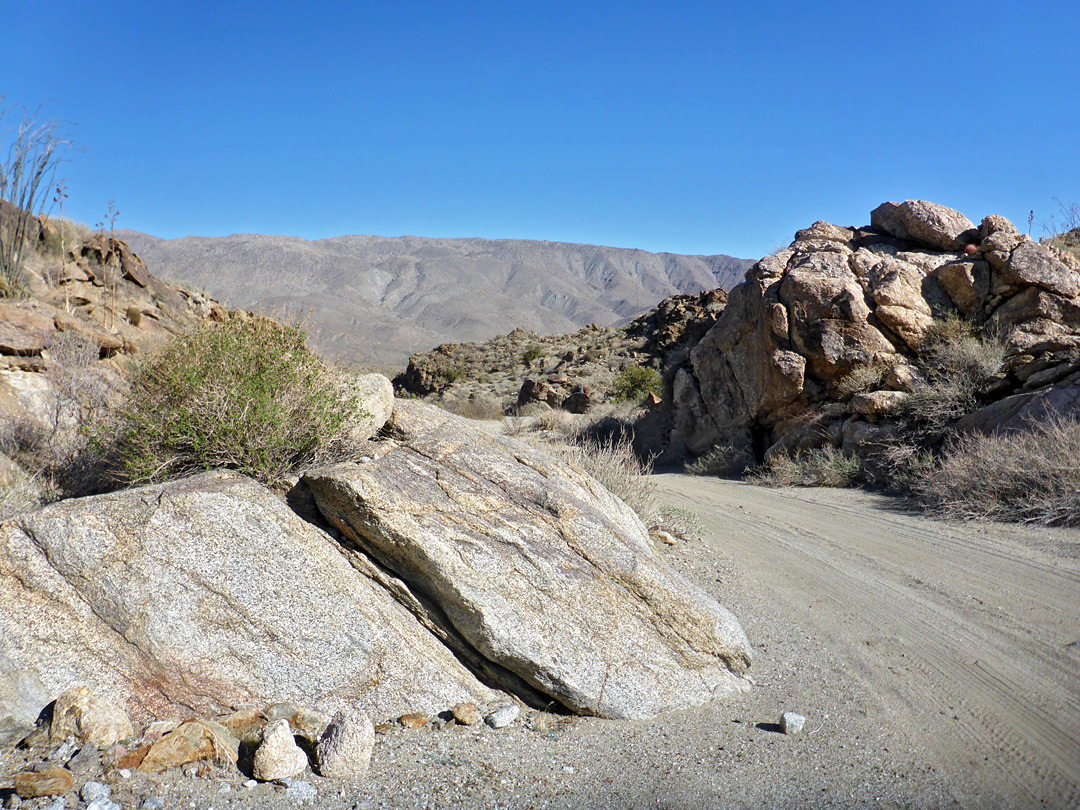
left=83, top=316, right=367, bottom=489
left=0, top=100, right=70, bottom=297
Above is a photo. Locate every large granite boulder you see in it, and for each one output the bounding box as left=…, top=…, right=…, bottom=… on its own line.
left=0, top=470, right=495, bottom=727
left=870, top=200, right=978, bottom=251
left=303, top=400, right=752, bottom=720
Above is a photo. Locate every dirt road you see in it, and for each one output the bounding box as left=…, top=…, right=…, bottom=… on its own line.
left=655, top=473, right=1080, bottom=808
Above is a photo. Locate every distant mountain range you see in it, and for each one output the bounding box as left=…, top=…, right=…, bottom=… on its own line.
left=117, top=231, right=754, bottom=369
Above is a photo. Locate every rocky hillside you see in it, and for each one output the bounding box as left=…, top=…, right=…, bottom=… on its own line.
left=664, top=200, right=1080, bottom=462
left=393, top=289, right=727, bottom=416
left=118, top=230, right=752, bottom=369
left=0, top=223, right=247, bottom=489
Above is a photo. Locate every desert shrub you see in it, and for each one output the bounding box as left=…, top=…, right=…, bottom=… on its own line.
left=611, top=365, right=662, bottom=403
left=896, top=317, right=1005, bottom=441
left=750, top=447, right=862, bottom=488
left=446, top=393, right=504, bottom=421
left=836, top=358, right=894, bottom=398
left=88, top=317, right=364, bottom=487
left=685, top=443, right=754, bottom=478
left=912, top=417, right=1080, bottom=526
left=535, top=407, right=575, bottom=435
left=522, top=345, right=544, bottom=367
left=42, top=217, right=90, bottom=256
left=545, top=434, right=657, bottom=527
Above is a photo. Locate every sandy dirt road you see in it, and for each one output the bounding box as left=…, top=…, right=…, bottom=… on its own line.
left=654, top=473, right=1080, bottom=808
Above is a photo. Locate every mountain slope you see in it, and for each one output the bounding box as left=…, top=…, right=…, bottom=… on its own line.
left=117, top=231, right=752, bottom=368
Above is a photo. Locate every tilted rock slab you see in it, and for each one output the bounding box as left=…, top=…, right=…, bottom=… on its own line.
left=304, top=401, right=752, bottom=720
left=0, top=470, right=495, bottom=725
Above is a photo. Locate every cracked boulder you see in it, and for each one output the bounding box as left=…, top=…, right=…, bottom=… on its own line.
left=303, top=400, right=752, bottom=720
left=0, top=470, right=495, bottom=727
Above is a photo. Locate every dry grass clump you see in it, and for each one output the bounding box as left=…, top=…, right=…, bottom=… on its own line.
left=545, top=434, right=657, bottom=527
left=653, top=505, right=703, bottom=538
left=0, top=455, right=42, bottom=519
left=86, top=317, right=366, bottom=488
left=444, top=392, right=504, bottom=421
left=913, top=417, right=1080, bottom=526
left=685, top=443, right=754, bottom=478
left=836, top=358, right=894, bottom=398
left=898, top=317, right=1005, bottom=440
left=750, top=447, right=862, bottom=488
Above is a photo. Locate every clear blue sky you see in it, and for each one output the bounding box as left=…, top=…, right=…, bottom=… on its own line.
left=2, top=0, right=1077, bottom=259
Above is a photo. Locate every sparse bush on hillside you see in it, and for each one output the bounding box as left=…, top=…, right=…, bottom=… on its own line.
left=610, top=365, right=662, bottom=404
left=522, top=345, right=544, bottom=368
left=88, top=317, right=365, bottom=488
left=913, top=417, right=1080, bottom=526
left=42, top=217, right=90, bottom=257
left=895, top=317, right=1006, bottom=442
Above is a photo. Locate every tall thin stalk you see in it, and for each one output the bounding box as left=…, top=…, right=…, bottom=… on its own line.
left=0, top=99, right=70, bottom=297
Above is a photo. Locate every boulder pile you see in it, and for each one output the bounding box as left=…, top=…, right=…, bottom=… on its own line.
left=670, top=200, right=1080, bottom=459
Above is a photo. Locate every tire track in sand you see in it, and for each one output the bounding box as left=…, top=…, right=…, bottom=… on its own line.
left=656, top=474, right=1080, bottom=807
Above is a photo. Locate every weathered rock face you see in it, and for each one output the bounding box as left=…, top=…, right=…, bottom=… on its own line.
left=303, top=401, right=752, bottom=720
left=0, top=470, right=496, bottom=726
left=673, top=201, right=1080, bottom=459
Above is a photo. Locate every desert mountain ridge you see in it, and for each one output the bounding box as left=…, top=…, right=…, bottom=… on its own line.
left=115, top=229, right=753, bottom=369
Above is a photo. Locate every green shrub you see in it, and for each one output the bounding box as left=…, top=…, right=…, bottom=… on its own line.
left=522, top=345, right=544, bottom=367
left=913, top=416, right=1080, bottom=526
left=91, top=317, right=364, bottom=487
left=610, top=365, right=662, bottom=403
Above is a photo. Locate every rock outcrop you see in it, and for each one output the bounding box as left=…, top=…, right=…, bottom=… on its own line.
left=0, top=470, right=496, bottom=726
left=303, top=401, right=752, bottom=720
left=671, top=201, right=1080, bottom=459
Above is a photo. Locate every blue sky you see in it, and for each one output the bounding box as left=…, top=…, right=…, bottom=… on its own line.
left=2, top=0, right=1077, bottom=259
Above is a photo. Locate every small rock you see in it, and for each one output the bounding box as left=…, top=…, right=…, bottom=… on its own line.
left=780, top=712, right=806, bottom=735
left=397, top=713, right=428, bottom=730
left=373, top=723, right=393, bottom=735
left=5, top=795, right=21, bottom=810
left=46, top=738, right=77, bottom=762
left=650, top=529, right=677, bottom=546
left=253, top=719, right=309, bottom=782
left=562, top=765, right=575, bottom=774
left=13, top=768, right=74, bottom=799
left=451, top=703, right=481, bottom=726
left=138, top=719, right=239, bottom=773
left=118, top=768, right=131, bottom=779
left=49, top=686, right=134, bottom=748
left=485, top=706, right=519, bottom=729
left=65, top=744, right=100, bottom=773
left=42, top=800, right=65, bottom=810
left=86, top=800, right=121, bottom=810
left=316, top=708, right=374, bottom=780
left=284, top=780, right=318, bottom=803
left=81, top=781, right=111, bottom=802
left=244, top=779, right=258, bottom=788
left=140, top=798, right=165, bottom=810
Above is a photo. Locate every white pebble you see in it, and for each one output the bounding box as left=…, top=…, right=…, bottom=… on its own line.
left=780, top=711, right=807, bottom=735
left=82, top=781, right=111, bottom=802
left=485, top=705, right=519, bottom=728
left=245, top=779, right=258, bottom=788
